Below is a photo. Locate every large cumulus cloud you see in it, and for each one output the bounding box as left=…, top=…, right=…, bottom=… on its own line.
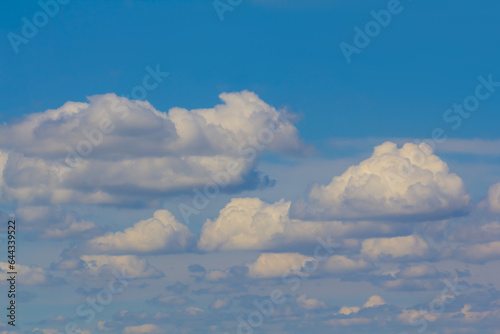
left=0, top=91, right=305, bottom=206
left=291, top=141, right=470, bottom=221
left=198, top=197, right=406, bottom=252
left=85, top=209, right=194, bottom=255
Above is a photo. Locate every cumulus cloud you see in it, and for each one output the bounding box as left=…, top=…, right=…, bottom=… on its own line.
left=459, top=304, right=500, bottom=323
left=361, top=235, right=430, bottom=261
left=338, top=306, right=361, bottom=315
left=292, top=142, right=470, bottom=221
left=198, top=198, right=291, bottom=251
left=378, top=278, right=444, bottom=291
left=362, top=295, right=386, bottom=308
left=246, top=253, right=314, bottom=278
left=398, top=304, right=500, bottom=325
left=488, top=182, right=500, bottom=213
left=296, top=294, right=327, bottom=310
left=210, top=298, right=230, bottom=309
left=323, top=255, right=371, bottom=275
left=183, top=306, right=204, bottom=316
left=0, top=91, right=305, bottom=206
left=0, top=263, right=63, bottom=286
left=204, top=270, right=229, bottom=282
left=337, top=295, right=386, bottom=316
left=198, top=197, right=404, bottom=252
left=85, top=209, right=194, bottom=255
left=79, top=255, right=163, bottom=279
left=456, top=241, right=500, bottom=263
left=397, top=264, right=439, bottom=279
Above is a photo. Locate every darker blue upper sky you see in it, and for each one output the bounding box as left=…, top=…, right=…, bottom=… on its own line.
left=1, top=0, right=499, bottom=142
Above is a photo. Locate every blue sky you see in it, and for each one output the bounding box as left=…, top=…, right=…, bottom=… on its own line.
left=2, top=0, right=500, bottom=140
left=1, top=1, right=500, bottom=334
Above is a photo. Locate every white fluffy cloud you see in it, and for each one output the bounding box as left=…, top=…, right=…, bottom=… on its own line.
left=0, top=91, right=304, bottom=206
left=337, top=295, right=386, bottom=315
left=211, top=298, right=230, bottom=309
left=397, top=264, right=439, bottom=279
left=361, top=235, right=430, bottom=260
left=198, top=197, right=402, bottom=252
left=488, top=182, right=500, bottom=213
left=323, top=255, right=371, bottom=275
left=86, top=210, right=194, bottom=254
left=362, top=295, right=386, bottom=308
left=338, top=306, right=361, bottom=315
left=198, top=198, right=291, bottom=251
left=0, top=263, right=61, bottom=286
left=296, top=294, right=327, bottom=310
left=398, top=304, right=500, bottom=325
left=457, top=241, right=500, bottom=263
left=292, top=142, right=470, bottom=221
left=79, top=255, right=163, bottom=279
left=204, top=270, right=229, bottom=282
left=246, top=253, right=314, bottom=278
